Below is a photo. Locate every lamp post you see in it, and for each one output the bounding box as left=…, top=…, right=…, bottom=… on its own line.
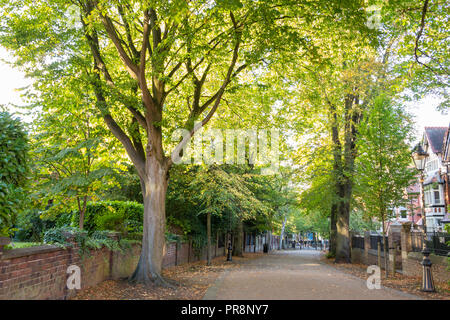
left=226, top=233, right=233, bottom=261
left=411, top=143, right=435, bottom=292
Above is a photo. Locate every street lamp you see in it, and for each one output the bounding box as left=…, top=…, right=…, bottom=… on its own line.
left=226, top=233, right=233, bottom=261
left=411, top=143, right=435, bottom=292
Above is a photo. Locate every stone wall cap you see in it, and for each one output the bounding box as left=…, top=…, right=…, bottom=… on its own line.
left=1, top=244, right=62, bottom=260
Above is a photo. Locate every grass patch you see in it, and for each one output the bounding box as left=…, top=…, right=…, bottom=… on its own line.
left=4, top=242, right=43, bottom=250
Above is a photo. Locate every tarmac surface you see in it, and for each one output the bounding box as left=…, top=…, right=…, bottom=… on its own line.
left=203, top=249, right=421, bottom=300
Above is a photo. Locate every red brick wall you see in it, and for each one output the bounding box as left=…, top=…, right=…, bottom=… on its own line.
left=162, top=242, right=177, bottom=268
left=0, top=243, right=138, bottom=300
left=0, top=237, right=228, bottom=300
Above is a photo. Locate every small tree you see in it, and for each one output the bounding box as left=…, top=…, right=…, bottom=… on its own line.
left=32, top=104, right=121, bottom=230
left=0, top=111, right=29, bottom=237
left=355, top=94, right=415, bottom=278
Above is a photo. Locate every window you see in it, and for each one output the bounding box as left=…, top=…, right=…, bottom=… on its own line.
left=424, top=184, right=442, bottom=205
left=400, top=210, right=407, bottom=219
left=434, top=189, right=440, bottom=204
left=425, top=159, right=438, bottom=173
left=425, top=187, right=432, bottom=205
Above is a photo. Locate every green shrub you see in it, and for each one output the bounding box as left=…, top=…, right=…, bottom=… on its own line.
left=43, top=226, right=85, bottom=247
left=95, top=210, right=127, bottom=234
left=14, top=206, right=74, bottom=242
left=124, top=231, right=143, bottom=241
left=43, top=226, right=125, bottom=256
left=0, top=111, right=29, bottom=236
left=14, top=209, right=55, bottom=242
left=71, top=201, right=143, bottom=235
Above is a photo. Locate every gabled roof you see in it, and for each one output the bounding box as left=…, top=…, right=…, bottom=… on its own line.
left=443, top=124, right=450, bottom=161
left=424, top=127, right=447, bottom=154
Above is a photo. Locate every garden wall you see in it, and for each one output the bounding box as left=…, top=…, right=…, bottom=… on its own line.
left=0, top=231, right=278, bottom=300
left=0, top=237, right=227, bottom=300
left=0, top=243, right=140, bottom=300
left=350, top=227, right=450, bottom=284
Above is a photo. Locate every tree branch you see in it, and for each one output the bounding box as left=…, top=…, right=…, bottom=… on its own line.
left=169, top=15, right=243, bottom=166
left=93, top=0, right=139, bottom=78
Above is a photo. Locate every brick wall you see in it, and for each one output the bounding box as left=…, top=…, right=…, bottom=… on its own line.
left=0, top=235, right=228, bottom=300
left=0, top=243, right=140, bottom=300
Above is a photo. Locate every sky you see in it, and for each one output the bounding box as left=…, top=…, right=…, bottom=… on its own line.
left=0, top=46, right=449, bottom=142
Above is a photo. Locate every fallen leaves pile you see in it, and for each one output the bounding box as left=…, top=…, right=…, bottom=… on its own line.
left=72, top=253, right=264, bottom=300
left=321, top=256, right=450, bottom=300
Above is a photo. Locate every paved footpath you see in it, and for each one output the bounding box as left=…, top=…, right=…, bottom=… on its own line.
left=203, top=250, right=420, bottom=300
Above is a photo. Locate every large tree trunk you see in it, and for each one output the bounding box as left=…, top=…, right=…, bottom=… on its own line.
left=233, top=220, right=244, bottom=257
left=329, top=203, right=338, bottom=257
left=334, top=94, right=359, bottom=263
left=335, top=197, right=351, bottom=262
left=130, top=157, right=169, bottom=285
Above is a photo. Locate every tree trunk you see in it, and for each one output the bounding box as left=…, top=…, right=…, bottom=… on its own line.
left=77, top=195, right=88, bottom=230
left=335, top=186, right=351, bottom=262
left=207, top=212, right=212, bottom=266
left=233, top=220, right=244, bottom=257
left=279, top=214, right=288, bottom=250
left=329, top=203, right=337, bottom=257
left=130, top=157, right=169, bottom=285
left=382, top=215, right=389, bottom=279
left=331, top=93, right=359, bottom=263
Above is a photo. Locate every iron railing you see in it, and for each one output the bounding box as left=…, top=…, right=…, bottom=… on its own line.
left=411, top=231, right=450, bottom=256
left=351, top=236, right=365, bottom=249
left=369, top=235, right=387, bottom=252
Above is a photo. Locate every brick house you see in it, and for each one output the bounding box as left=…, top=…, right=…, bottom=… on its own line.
left=421, top=126, right=448, bottom=232
left=387, top=126, right=450, bottom=233
left=387, top=180, right=422, bottom=232
left=441, top=124, right=450, bottom=226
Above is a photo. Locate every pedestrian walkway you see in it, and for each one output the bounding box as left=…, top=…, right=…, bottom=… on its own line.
left=203, top=250, right=420, bottom=300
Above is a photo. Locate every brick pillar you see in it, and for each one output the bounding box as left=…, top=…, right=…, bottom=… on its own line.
left=364, top=231, right=370, bottom=265
left=401, top=222, right=412, bottom=260
left=388, top=228, right=394, bottom=274
left=390, top=246, right=397, bottom=274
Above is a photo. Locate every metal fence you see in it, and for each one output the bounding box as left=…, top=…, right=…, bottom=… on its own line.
left=351, top=236, right=365, bottom=249
left=411, top=231, right=450, bottom=256
left=369, top=235, right=386, bottom=252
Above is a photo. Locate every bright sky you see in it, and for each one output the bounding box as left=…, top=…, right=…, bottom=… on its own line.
left=0, top=47, right=33, bottom=121
left=405, top=97, right=449, bottom=144
left=0, top=46, right=449, bottom=139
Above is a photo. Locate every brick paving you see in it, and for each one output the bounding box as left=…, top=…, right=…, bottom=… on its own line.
left=203, top=249, right=421, bottom=300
